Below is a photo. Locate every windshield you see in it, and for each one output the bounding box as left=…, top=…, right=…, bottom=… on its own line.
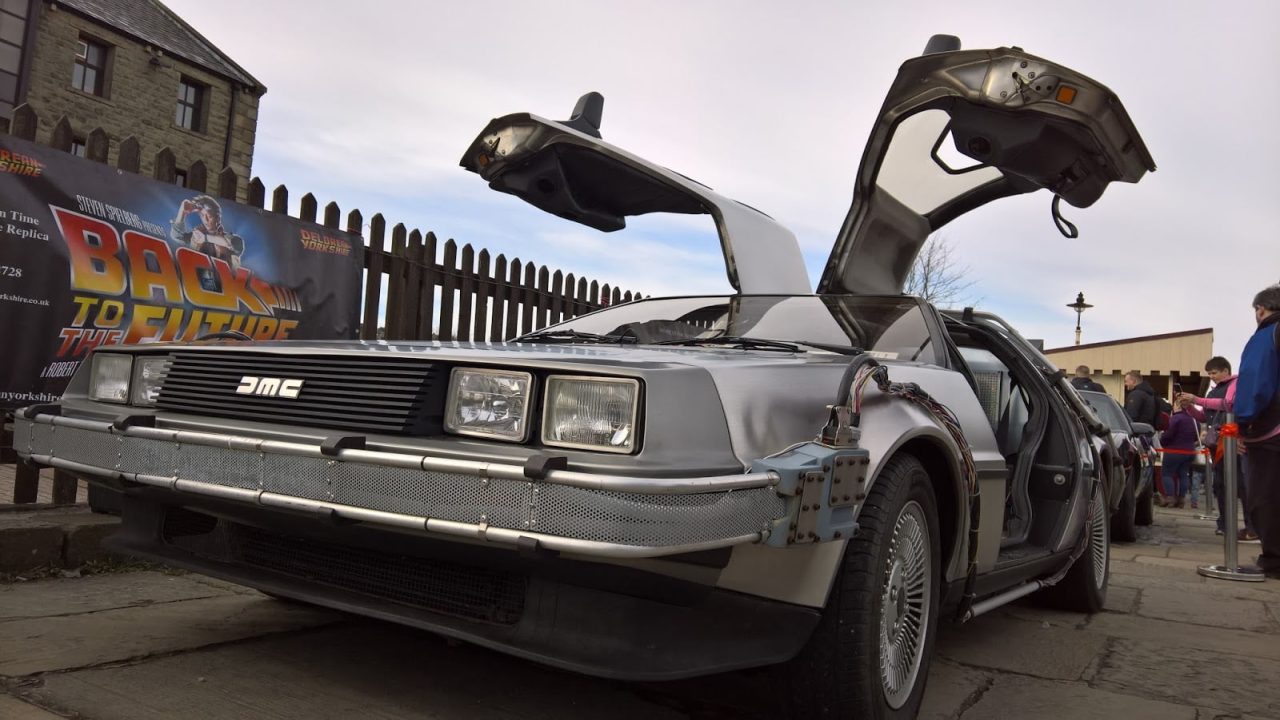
left=1079, top=391, right=1130, bottom=432
left=541, top=295, right=938, bottom=363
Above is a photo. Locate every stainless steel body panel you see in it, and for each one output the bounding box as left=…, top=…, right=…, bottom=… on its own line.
left=37, top=332, right=1017, bottom=609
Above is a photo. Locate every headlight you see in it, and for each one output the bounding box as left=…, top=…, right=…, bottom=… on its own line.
left=444, top=368, right=533, bottom=441
left=542, top=376, right=640, bottom=454
left=88, top=353, right=133, bottom=403
left=130, top=356, right=171, bottom=406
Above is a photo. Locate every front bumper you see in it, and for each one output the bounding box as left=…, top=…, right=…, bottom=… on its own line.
left=13, top=412, right=802, bottom=558
left=106, top=493, right=821, bottom=680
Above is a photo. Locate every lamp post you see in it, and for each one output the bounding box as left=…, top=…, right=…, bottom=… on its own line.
left=1067, top=291, right=1092, bottom=346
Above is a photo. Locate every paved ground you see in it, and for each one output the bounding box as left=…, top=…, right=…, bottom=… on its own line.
left=0, top=505, right=1277, bottom=720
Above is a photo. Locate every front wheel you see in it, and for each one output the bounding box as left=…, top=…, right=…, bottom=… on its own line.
left=781, top=454, right=941, bottom=719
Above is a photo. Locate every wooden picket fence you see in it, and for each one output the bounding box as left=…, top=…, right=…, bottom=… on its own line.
left=1, top=103, right=641, bottom=504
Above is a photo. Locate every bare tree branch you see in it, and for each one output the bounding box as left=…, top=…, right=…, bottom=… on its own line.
left=903, top=234, right=976, bottom=307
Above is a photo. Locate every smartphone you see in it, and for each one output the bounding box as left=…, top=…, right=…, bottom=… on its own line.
left=1174, top=383, right=1183, bottom=395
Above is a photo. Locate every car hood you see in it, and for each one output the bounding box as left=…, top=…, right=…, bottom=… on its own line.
left=819, top=37, right=1155, bottom=294
left=133, top=338, right=854, bottom=372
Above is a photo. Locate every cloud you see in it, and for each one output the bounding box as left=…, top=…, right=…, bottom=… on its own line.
left=163, top=0, right=1280, bottom=362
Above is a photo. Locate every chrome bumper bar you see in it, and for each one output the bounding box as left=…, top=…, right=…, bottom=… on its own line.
left=13, top=413, right=790, bottom=559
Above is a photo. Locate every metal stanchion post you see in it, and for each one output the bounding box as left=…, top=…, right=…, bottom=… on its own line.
left=1198, top=414, right=1264, bottom=582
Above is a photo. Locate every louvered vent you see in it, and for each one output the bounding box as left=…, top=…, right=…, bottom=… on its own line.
left=156, top=351, right=444, bottom=435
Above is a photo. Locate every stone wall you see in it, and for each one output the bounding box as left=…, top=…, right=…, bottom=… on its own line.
left=21, top=2, right=260, bottom=200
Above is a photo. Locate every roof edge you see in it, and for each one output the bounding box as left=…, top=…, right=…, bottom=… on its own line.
left=146, top=0, right=265, bottom=92
left=53, top=0, right=266, bottom=93
left=1044, top=327, right=1214, bottom=354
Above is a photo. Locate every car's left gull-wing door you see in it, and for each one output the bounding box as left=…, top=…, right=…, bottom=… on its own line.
left=460, top=94, right=812, bottom=295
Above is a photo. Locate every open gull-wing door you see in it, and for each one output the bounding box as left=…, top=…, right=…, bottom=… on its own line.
left=460, top=94, right=811, bottom=295
left=818, top=36, right=1156, bottom=295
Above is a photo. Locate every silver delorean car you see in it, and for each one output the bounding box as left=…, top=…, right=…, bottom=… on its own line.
left=14, top=36, right=1153, bottom=719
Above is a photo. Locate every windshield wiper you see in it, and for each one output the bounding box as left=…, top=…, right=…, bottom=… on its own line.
left=653, top=336, right=804, bottom=352
left=789, top=340, right=867, bottom=356
left=514, top=329, right=637, bottom=345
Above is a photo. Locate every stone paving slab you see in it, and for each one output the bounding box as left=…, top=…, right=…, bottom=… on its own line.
left=917, top=660, right=991, bottom=720
left=0, top=571, right=234, bottom=621
left=1110, top=572, right=1280, bottom=603
left=1085, top=610, right=1280, bottom=663
left=16, top=621, right=687, bottom=720
left=0, top=693, right=65, bottom=719
left=1092, top=637, right=1280, bottom=717
left=0, top=594, right=340, bottom=676
left=1, top=504, right=1276, bottom=719
left=1102, top=584, right=1139, bottom=613
left=935, top=612, right=1108, bottom=680
left=1136, top=584, right=1278, bottom=632
left=963, top=674, right=1198, bottom=719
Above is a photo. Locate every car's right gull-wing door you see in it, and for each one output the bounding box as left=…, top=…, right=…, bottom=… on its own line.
left=819, top=35, right=1157, bottom=295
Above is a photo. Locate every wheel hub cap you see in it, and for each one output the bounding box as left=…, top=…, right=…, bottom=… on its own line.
left=880, top=500, right=931, bottom=710
left=1091, top=490, right=1108, bottom=589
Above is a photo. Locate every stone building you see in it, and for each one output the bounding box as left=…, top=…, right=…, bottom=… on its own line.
left=0, top=0, right=264, bottom=195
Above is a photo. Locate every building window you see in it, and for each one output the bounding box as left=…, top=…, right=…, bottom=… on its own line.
left=174, top=168, right=188, bottom=187
left=71, top=37, right=108, bottom=96
left=175, top=77, right=205, bottom=132
left=70, top=138, right=86, bottom=157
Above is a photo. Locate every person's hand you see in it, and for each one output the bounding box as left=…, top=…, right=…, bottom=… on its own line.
left=1176, top=392, right=1197, bottom=405
left=179, top=199, right=196, bottom=214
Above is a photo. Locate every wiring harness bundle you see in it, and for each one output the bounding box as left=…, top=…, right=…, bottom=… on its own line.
left=839, top=358, right=983, bottom=620
left=850, top=363, right=977, bottom=493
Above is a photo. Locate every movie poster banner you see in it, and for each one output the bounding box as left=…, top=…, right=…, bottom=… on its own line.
left=0, top=136, right=362, bottom=410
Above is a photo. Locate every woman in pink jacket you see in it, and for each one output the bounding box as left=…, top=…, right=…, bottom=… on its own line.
left=1179, top=359, right=1256, bottom=540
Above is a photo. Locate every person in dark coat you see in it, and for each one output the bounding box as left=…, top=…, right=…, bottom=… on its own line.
left=1235, top=285, right=1280, bottom=576
left=1159, top=399, right=1199, bottom=508
left=1070, top=365, right=1106, bottom=393
left=1123, top=371, right=1158, bottom=426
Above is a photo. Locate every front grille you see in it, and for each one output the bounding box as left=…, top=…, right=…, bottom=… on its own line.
left=156, top=351, right=445, bottom=435
left=163, top=508, right=526, bottom=625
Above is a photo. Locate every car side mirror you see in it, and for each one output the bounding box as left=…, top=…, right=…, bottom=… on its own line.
left=1130, top=422, right=1155, bottom=436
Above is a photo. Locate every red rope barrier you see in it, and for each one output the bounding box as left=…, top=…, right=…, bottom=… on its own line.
left=1215, top=423, right=1240, bottom=462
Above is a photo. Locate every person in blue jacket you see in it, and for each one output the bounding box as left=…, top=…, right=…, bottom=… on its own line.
left=1236, top=285, right=1280, bottom=576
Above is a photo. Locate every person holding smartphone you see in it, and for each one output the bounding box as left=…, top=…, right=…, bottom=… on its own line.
left=1179, top=357, right=1256, bottom=539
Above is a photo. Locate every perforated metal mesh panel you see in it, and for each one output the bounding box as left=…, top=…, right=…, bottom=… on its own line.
left=118, top=436, right=178, bottom=477
left=973, top=371, right=1003, bottom=430
left=263, top=455, right=329, bottom=498
left=53, top=426, right=122, bottom=469
left=533, top=485, right=787, bottom=545
left=330, top=463, right=531, bottom=529
left=180, top=445, right=263, bottom=489
left=34, top=423, right=786, bottom=548
left=27, top=420, right=54, bottom=456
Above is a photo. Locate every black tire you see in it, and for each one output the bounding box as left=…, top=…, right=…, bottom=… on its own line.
left=1134, top=470, right=1154, bottom=527
left=1110, top=470, right=1137, bottom=542
left=781, top=454, right=941, bottom=719
left=1038, top=485, right=1108, bottom=613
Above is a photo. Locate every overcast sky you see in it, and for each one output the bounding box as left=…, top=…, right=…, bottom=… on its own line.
left=165, top=0, right=1279, bottom=365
